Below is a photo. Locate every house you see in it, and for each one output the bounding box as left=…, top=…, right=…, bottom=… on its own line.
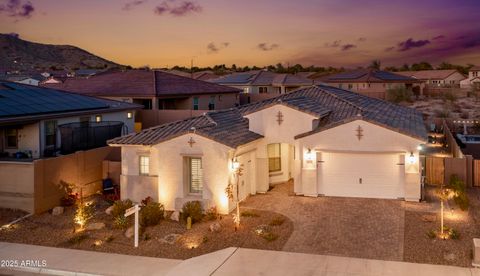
left=108, top=84, right=427, bottom=214
left=460, top=66, right=480, bottom=89
left=316, top=69, right=420, bottom=99
left=396, top=70, right=466, bottom=88
left=0, top=81, right=141, bottom=159
left=3, top=74, right=45, bottom=86
left=211, top=70, right=313, bottom=104
left=74, top=69, right=99, bottom=77
left=41, top=70, right=242, bottom=128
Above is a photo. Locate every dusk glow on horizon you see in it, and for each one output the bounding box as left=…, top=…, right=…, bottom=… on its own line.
left=1, top=0, right=479, bottom=68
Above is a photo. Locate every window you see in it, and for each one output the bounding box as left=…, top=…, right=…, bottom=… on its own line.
left=187, top=157, right=203, bottom=194
left=218, top=95, right=222, bottom=102
left=44, top=120, right=57, bottom=147
left=348, top=84, right=353, bottom=90
left=259, top=87, right=268, bottom=94
left=193, top=97, right=199, bottom=110
left=267, top=143, right=281, bottom=172
left=208, top=96, right=215, bottom=110
left=5, top=128, right=18, bottom=148
left=139, top=156, right=150, bottom=175
left=338, top=84, right=343, bottom=89
left=95, top=115, right=102, bottom=122
left=242, top=87, right=249, bottom=94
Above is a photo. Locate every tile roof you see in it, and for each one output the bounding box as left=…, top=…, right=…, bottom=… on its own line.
left=41, top=70, right=240, bottom=97
left=0, top=81, right=141, bottom=125
left=320, top=69, right=419, bottom=83
left=211, top=71, right=313, bottom=86
left=109, top=84, right=427, bottom=147
left=471, top=66, right=480, bottom=71
left=396, top=70, right=464, bottom=80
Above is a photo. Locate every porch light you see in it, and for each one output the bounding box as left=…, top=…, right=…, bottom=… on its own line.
left=232, top=158, right=240, bottom=170
left=127, top=112, right=132, bottom=119
left=408, top=152, right=416, bottom=164
left=304, top=148, right=315, bottom=162
left=417, top=145, right=423, bottom=151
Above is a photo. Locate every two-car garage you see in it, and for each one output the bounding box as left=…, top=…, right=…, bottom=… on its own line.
left=316, top=152, right=406, bottom=199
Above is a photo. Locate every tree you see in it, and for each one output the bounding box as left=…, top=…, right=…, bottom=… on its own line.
left=225, top=160, right=244, bottom=230
left=410, top=62, right=433, bottom=71
left=436, top=174, right=468, bottom=239
left=386, top=86, right=413, bottom=103
left=368, top=60, right=381, bottom=70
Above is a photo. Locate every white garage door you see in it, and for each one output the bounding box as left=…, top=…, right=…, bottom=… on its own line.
left=317, top=152, right=404, bottom=199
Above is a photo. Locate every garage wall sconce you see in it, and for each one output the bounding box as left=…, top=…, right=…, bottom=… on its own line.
left=304, top=148, right=315, bottom=162
left=231, top=158, right=240, bottom=170
left=408, top=152, right=416, bottom=164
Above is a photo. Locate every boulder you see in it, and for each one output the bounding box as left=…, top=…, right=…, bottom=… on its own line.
left=160, top=233, right=182, bottom=245
left=209, top=222, right=221, bottom=232
left=51, top=206, right=64, bottom=216
left=105, top=206, right=114, bottom=215
left=85, top=222, right=105, bottom=231
left=125, top=226, right=134, bottom=238
left=170, top=211, right=180, bottom=222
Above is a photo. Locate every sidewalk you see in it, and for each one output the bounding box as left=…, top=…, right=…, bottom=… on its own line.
left=1, top=242, right=479, bottom=276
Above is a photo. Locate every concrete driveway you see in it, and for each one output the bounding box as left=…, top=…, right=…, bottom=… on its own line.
left=241, top=181, right=405, bottom=261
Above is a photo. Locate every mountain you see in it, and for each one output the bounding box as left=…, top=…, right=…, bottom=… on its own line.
left=0, top=34, right=126, bottom=72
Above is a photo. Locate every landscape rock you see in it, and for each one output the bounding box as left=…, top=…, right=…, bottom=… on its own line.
left=85, top=222, right=105, bottom=231
left=125, top=226, right=134, bottom=238
left=209, top=222, right=222, bottom=232
left=170, top=211, right=180, bottom=222
left=51, top=206, right=64, bottom=216
left=254, top=224, right=271, bottom=236
left=105, top=206, right=114, bottom=215
left=160, top=233, right=182, bottom=245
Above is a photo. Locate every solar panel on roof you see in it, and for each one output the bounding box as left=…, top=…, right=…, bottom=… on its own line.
left=374, top=71, right=412, bottom=80
left=330, top=71, right=366, bottom=80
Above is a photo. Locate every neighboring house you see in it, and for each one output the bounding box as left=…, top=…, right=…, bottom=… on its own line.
left=40, top=76, right=68, bottom=84
left=396, top=70, right=466, bottom=88
left=316, top=69, right=420, bottom=99
left=41, top=70, right=242, bottom=128
left=4, top=75, right=45, bottom=86
left=0, top=81, right=141, bottom=159
left=75, top=69, right=99, bottom=77
left=109, top=85, right=426, bottom=214
left=460, top=66, right=480, bottom=89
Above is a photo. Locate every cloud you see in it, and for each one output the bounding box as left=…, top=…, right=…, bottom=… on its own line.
left=0, top=0, right=35, bottom=19
left=257, top=43, right=279, bottom=51
left=207, top=42, right=229, bottom=54
left=357, top=37, right=367, bottom=42
left=397, top=38, right=431, bottom=51
left=432, top=35, right=445, bottom=40
left=324, top=40, right=341, bottom=48
left=341, top=44, right=356, bottom=51
left=154, top=0, right=202, bottom=16
left=122, top=0, right=147, bottom=11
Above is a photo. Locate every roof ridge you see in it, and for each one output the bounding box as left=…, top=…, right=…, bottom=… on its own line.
left=315, top=85, right=364, bottom=114
left=249, top=70, right=264, bottom=85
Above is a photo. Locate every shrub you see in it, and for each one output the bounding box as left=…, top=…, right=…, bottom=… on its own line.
left=269, top=216, right=285, bottom=226
left=449, top=175, right=469, bottom=211
left=140, top=201, right=165, bottom=227
left=105, top=235, right=114, bottom=243
left=111, top=199, right=133, bottom=219
left=67, top=233, right=89, bottom=245
left=443, top=91, right=457, bottom=102
left=114, top=215, right=129, bottom=229
left=141, top=196, right=153, bottom=206
left=449, top=228, right=460, bottom=240
left=241, top=210, right=259, bottom=217
left=144, top=233, right=151, bottom=241
left=181, top=201, right=203, bottom=223
left=426, top=230, right=436, bottom=239
left=74, top=201, right=94, bottom=230
left=262, top=232, right=278, bottom=242
left=386, top=87, right=413, bottom=103
left=204, top=206, right=219, bottom=221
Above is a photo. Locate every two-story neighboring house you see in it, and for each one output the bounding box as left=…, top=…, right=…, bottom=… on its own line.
left=397, top=70, right=466, bottom=88
left=460, top=66, right=480, bottom=89
left=42, top=70, right=242, bottom=128
left=315, top=69, right=420, bottom=99
left=0, top=81, right=141, bottom=159
left=211, top=70, right=313, bottom=104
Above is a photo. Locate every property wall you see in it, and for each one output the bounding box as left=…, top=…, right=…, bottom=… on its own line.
left=296, top=119, right=425, bottom=201
left=327, top=82, right=408, bottom=99
left=0, top=146, right=119, bottom=214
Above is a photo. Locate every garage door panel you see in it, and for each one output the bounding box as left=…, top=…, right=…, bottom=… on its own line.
left=318, top=152, right=404, bottom=199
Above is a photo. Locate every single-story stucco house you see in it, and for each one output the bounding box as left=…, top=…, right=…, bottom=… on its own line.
left=108, top=84, right=427, bottom=214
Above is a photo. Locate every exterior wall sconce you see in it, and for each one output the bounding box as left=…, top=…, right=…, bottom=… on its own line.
left=127, top=112, right=133, bottom=119
left=417, top=145, right=423, bottom=151
left=95, top=115, right=102, bottom=122
left=232, top=158, right=240, bottom=170
left=408, top=152, right=416, bottom=164
left=304, top=148, right=315, bottom=162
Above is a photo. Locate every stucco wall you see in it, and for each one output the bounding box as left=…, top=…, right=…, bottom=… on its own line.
left=0, top=162, right=35, bottom=213
left=3, top=123, right=40, bottom=158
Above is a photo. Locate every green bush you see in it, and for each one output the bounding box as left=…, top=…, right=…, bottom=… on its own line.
left=114, top=215, right=129, bottom=229
left=67, top=233, right=89, bottom=245
left=181, top=201, right=203, bottom=223
left=241, top=210, right=259, bottom=217
left=105, top=235, right=114, bottom=243
left=269, top=216, right=285, bottom=226
left=140, top=201, right=165, bottom=227
left=204, top=206, right=219, bottom=221
left=449, top=175, right=469, bottom=211
left=111, top=199, right=133, bottom=219
left=386, top=87, right=413, bottom=103
left=262, top=232, right=278, bottom=242
left=426, top=230, right=436, bottom=239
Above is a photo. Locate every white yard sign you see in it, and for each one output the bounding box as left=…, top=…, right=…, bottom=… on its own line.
left=124, top=204, right=140, bottom=247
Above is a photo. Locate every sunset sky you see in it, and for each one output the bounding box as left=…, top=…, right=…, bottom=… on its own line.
left=1, top=0, right=479, bottom=68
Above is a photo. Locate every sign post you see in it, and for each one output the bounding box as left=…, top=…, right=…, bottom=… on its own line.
left=125, top=204, right=140, bottom=247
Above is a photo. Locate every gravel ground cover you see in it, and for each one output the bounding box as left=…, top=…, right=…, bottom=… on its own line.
left=0, top=195, right=293, bottom=260
left=0, top=208, right=28, bottom=226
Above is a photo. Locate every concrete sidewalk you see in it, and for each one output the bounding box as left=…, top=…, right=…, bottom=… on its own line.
left=0, top=242, right=180, bottom=276
left=1, top=242, right=479, bottom=276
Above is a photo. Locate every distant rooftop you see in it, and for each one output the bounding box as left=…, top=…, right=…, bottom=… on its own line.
left=396, top=70, right=465, bottom=80
left=0, top=81, right=141, bottom=125
left=319, top=69, right=419, bottom=83
left=42, top=70, right=241, bottom=97
left=211, top=71, right=313, bottom=86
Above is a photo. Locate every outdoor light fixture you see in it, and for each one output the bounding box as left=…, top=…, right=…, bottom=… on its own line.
left=232, top=158, right=240, bottom=170
left=127, top=112, right=132, bottom=119
left=417, top=145, right=423, bottom=151
left=95, top=115, right=102, bottom=122
left=305, top=148, right=315, bottom=161
left=408, top=152, right=416, bottom=164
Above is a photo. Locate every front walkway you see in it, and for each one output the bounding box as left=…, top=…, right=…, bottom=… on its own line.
left=1, top=242, right=476, bottom=276
left=241, top=181, right=406, bottom=261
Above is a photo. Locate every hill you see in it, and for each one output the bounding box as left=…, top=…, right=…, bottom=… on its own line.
left=0, top=34, right=125, bottom=72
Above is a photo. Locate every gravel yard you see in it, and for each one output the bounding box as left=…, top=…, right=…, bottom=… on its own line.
left=0, top=195, right=293, bottom=260
left=0, top=208, right=28, bottom=226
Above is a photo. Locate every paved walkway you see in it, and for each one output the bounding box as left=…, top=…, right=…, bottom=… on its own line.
left=241, top=182, right=406, bottom=261
left=1, top=243, right=477, bottom=276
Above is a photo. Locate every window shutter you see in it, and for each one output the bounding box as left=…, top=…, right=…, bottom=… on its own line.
left=190, top=158, right=203, bottom=193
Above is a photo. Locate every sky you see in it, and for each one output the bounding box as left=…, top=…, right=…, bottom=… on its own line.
left=1, top=0, right=480, bottom=68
